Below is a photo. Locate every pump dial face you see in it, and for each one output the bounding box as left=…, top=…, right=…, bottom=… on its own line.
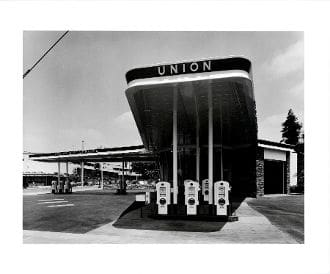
left=188, top=186, right=195, bottom=194
left=159, top=198, right=167, bottom=205
left=160, top=187, right=166, bottom=194
left=219, top=186, right=225, bottom=194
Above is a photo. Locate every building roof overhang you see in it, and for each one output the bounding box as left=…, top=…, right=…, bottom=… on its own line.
left=29, top=139, right=295, bottom=163
left=29, top=145, right=156, bottom=163
left=258, top=139, right=296, bottom=152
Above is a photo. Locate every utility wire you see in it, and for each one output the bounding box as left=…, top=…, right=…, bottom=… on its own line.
left=23, top=31, right=69, bottom=79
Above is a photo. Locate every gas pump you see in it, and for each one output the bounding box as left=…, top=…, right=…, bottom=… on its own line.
left=156, top=181, right=171, bottom=215
left=51, top=180, right=57, bottom=194
left=58, top=180, right=64, bottom=194
left=202, top=179, right=210, bottom=203
left=214, top=181, right=230, bottom=216
left=64, top=179, right=72, bottom=193
left=184, top=180, right=200, bottom=215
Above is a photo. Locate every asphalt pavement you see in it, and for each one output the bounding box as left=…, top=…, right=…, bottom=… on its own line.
left=23, top=190, right=136, bottom=233
left=23, top=191, right=303, bottom=244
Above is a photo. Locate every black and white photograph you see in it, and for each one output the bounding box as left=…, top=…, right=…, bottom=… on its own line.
left=23, top=31, right=304, bottom=244
left=1, top=2, right=330, bottom=274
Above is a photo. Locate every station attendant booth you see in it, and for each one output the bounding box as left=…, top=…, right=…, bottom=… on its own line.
left=125, top=57, right=258, bottom=218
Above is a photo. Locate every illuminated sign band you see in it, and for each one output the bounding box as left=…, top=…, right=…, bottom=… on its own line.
left=125, top=57, right=251, bottom=84
left=157, top=61, right=212, bottom=76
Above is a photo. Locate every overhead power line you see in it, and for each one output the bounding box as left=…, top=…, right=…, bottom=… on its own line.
left=23, top=31, right=69, bottom=79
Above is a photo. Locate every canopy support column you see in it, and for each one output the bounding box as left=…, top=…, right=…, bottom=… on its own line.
left=219, top=97, right=224, bottom=181
left=81, top=161, right=84, bottom=187
left=122, top=160, right=125, bottom=192
left=66, top=162, right=69, bottom=177
left=195, top=96, right=200, bottom=182
left=208, top=86, right=213, bottom=204
left=100, top=163, right=104, bottom=189
left=173, top=86, right=178, bottom=204
left=57, top=162, right=61, bottom=185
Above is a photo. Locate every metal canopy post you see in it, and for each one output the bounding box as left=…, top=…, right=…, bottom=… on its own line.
left=122, top=160, right=125, bottom=192
left=57, top=162, right=61, bottom=185
left=219, top=96, right=224, bottom=181
left=208, top=85, right=214, bottom=204
left=195, top=96, right=200, bottom=182
left=100, top=163, right=104, bottom=189
left=173, top=86, right=178, bottom=204
left=66, top=162, right=69, bottom=177
left=81, top=161, right=84, bottom=187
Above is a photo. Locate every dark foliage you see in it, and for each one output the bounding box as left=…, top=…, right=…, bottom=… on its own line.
left=281, top=109, right=302, bottom=145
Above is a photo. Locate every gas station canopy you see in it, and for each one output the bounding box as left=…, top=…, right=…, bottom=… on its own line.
left=125, top=57, right=257, bottom=152
left=125, top=56, right=258, bottom=198
left=29, top=145, right=156, bottom=163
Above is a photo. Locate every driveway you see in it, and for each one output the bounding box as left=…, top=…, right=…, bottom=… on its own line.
left=246, top=194, right=304, bottom=243
left=24, top=194, right=299, bottom=244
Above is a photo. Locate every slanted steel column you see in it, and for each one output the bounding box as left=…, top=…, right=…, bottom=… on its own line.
left=195, top=96, right=200, bottom=182
left=81, top=161, right=84, bottom=186
left=100, top=163, right=104, bottom=189
left=208, top=86, right=213, bottom=204
left=173, top=87, right=178, bottom=204
left=57, top=162, right=61, bottom=185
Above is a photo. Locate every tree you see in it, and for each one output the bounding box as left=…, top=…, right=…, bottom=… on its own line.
left=281, top=109, right=302, bottom=145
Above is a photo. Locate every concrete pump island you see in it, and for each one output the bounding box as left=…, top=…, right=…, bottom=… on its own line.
left=25, top=57, right=304, bottom=244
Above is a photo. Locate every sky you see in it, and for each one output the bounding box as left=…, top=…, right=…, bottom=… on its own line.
left=23, top=31, right=304, bottom=153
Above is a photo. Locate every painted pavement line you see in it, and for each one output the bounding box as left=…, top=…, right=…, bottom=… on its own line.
left=38, top=201, right=69, bottom=204
left=47, top=204, right=74, bottom=208
left=38, top=199, right=65, bottom=202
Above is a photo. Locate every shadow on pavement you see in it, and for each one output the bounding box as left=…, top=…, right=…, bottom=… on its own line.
left=113, top=196, right=246, bottom=232
left=70, top=190, right=148, bottom=196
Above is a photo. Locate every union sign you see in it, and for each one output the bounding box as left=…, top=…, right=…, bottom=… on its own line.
left=126, top=57, right=251, bottom=84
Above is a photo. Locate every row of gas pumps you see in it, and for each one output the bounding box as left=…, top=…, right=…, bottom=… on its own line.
left=155, top=180, right=231, bottom=217
left=51, top=179, right=72, bottom=194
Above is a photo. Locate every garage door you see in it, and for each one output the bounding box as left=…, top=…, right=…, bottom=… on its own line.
left=264, top=160, right=286, bottom=194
